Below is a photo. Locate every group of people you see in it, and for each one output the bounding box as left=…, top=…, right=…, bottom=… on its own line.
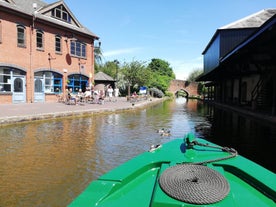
left=64, top=85, right=119, bottom=105
left=106, top=86, right=120, bottom=102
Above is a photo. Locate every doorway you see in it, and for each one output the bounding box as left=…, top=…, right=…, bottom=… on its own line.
left=12, top=76, right=26, bottom=103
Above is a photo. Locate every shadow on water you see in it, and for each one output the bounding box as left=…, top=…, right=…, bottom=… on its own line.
left=195, top=102, right=276, bottom=173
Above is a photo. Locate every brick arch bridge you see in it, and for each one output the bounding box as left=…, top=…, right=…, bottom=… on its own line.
left=168, top=80, right=199, bottom=97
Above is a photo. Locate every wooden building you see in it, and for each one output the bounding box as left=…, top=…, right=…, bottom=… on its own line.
left=94, top=71, right=116, bottom=90
left=0, top=0, right=99, bottom=104
left=198, top=9, right=276, bottom=116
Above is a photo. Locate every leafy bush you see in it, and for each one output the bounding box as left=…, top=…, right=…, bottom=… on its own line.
left=165, top=91, right=174, bottom=98
left=148, top=87, right=164, bottom=98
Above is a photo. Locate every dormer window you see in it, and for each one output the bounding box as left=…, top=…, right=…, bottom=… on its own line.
left=51, top=6, right=71, bottom=23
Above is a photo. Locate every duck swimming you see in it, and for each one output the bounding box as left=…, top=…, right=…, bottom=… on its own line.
left=156, top=128, right=165, bottom=133
left=160, top=130, right=171, bottom=137
left=157, top=128, right=171, bottom=136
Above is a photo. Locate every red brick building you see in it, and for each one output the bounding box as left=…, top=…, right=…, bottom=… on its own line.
left=0, top=0, right=99, bottom=103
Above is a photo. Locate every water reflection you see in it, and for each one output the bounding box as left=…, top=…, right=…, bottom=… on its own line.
left=203, top=105, right=276, bottom=173
left=0, top=98, right=275, bottom=207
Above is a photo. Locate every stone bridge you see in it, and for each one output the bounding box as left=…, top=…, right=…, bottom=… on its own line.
left=168, top=80, right=199, bottom=97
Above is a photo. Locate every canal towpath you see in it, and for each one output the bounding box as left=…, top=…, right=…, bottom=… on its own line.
left=0, top=97, right=164, bottom=126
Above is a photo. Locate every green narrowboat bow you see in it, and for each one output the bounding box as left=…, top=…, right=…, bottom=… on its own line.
left=68, top=133, right=276, bottom=207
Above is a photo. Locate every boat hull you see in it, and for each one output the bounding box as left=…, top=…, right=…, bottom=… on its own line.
left=68, top=135, right=276, bottom=207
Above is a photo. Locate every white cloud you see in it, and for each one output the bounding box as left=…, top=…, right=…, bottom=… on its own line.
left=169, top=56, right=203, bottom=80
left=103, top=47, right=142, bottom=57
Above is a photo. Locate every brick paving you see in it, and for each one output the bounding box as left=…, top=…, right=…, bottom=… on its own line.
left=0, top=97, right=163, bottom=126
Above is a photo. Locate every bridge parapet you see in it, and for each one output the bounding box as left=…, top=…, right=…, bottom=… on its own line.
left=168, top=80, right=199, bottom=97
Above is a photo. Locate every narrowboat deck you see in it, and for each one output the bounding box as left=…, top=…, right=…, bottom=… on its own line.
left=68, top=134, right=276, bottom=207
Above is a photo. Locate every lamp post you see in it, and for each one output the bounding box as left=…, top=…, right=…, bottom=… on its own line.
left=91, top=40, right=101, bottom=95
left=114, top=59, right=119, bottom=87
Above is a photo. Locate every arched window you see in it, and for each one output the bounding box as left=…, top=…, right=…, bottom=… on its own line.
left=0, top=68, right=11, bottom=92
left=14, top=78, right=23, bottom=92
left=55, top=35, right=62, bottom=53
left=17, top=25, right=26, bottom=47
left=36, top=30, right=44, bottom=50
left=35, top=71, right=62, bottom=93
left=67, top=74, right=88, bottom=93
left=34, top=79, right=43, bottom=92
left=0, top=67, right=25, bottom=92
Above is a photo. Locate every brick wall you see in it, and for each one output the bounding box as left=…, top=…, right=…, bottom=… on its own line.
left=168, top=80, right=199, bottom=97
left=0, top=93, right=12, bottom=104
left=0, top=10, right=95, bottom=104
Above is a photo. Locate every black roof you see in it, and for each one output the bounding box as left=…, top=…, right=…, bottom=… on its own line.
left=0, top=0, right=99, bottom=39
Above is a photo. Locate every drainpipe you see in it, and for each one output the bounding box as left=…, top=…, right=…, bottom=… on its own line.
left=29, top=15, right=35, bottom=103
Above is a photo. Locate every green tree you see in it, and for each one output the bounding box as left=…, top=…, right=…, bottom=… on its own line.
left=147, top=58, right=175, bottom=92
left=187, top=68, right=203, bottom=81
left=148, top=58, right=175, bottom=78
left=99, top=60, right=119, bottom=79
left=121, top=60, right=148, bottom=95
left=94, top=42, right=103, bottom=73
left=187, top=68, right=205, bottom=95
left=94, top=42, right=102, bottom=64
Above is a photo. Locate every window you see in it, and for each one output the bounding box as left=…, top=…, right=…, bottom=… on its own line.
left=51, top=6, right=71, bottom=23
left=70, top=41, right=86, bottom=58
left=45, top=73, right=53, bottom=93
left=36, top=30, right=44, bottom=50
left=53, top=77, right=62, bottom=93
left=45, top=72, right=62, bottom=93
left=35, top=71, right=62, bottom=93
left=14, top=78, right=23, bottom=92
left=35, top=79, right=43, bottom=92
left=17, top=25, right=26, bottom=47
left=55, top=35, right=61, bottom=53
left=67, top=74, right=88, bottom=93
left=0, top=68, right=11, bottom=92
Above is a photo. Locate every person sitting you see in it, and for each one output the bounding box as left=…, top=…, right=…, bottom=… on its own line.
left=84, top=88, right=92, bottom=103
left=98, top=90, right=105, bottom=104
left=131, top=91, right=138, bottom=102
left=77, top=89, right=84, bottom=104
left=93, top=90, right=99, bottom=104
left=65, top=88, right=76, bottom=105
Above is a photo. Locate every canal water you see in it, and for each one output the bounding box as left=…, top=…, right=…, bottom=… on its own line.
left=0, top=98, right=275, bottom=207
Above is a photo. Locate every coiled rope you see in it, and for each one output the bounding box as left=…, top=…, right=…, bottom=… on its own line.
left=159, top=139, right=238, bottom=204
left=159, top=164, right=230, bottom=204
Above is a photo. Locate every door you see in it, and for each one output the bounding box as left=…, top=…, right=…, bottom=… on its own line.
left=12, top=76, right=26, bottom=103
left=34, top=77, right=45, bottom=102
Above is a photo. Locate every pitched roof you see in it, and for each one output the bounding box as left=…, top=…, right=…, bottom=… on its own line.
left=202, top=8, right=276, bottom=54
left=220, top=9, right=276, bottom=29
left=94, top=72, right=115, bottom=81
left=0, top=0, right=99, bottom=39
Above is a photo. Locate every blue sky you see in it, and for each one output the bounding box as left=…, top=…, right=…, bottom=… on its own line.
left=46, top=0, right=276, bottom=80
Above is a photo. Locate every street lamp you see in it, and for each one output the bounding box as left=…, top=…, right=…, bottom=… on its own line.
left=114, top=59, right=119, bottom=87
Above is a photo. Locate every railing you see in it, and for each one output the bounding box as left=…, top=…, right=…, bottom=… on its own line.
left=251, top=70, right=271, bottom=102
